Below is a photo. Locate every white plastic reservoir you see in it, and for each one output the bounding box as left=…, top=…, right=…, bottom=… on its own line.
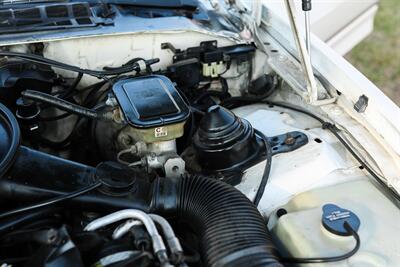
left=270, top=180, right=400, bottom=266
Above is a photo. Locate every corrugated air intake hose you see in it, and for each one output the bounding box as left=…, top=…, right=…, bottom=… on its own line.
left=153, top=175, right=282, bottom=267
left=2, top=151, right=283, bottom=266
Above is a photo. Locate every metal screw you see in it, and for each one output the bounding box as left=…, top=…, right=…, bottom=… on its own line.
left=284, top=134, right=296, bottom=145
left=47, top=229, right=58, bottom=244
left=120, top=135, right=133, bottom=146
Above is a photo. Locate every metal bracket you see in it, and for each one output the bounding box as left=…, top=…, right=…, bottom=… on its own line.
left=161, top=42, right=180, bottom=54
left=267, top=131, right=308, bottom=156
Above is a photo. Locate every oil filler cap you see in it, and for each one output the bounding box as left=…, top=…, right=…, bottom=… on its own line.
left=322, top=204, right=360, bottom=236
left=95, top=161, right=137, bottom=196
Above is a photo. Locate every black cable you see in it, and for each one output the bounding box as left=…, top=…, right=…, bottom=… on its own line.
left=253, top=129, right=273, bottom=206
left=0, top=51, right=159, bottom=80
left=0, top=257, right=30, bottom=265
left=281, top=222, right=360, bottom=263
left=0, top=207, right=61, bottom=236
left=0, top=182, right=101, bottom=220
left=221, top=97, right=400, bottom=203
left=74, top=80, right=108, bottom=96
left=326, top=124, right=400, bottom=202
left=190, top=106, right=205, bottom=116
left=81, top=83, right=110, bottom=108
left=221, top=91, right=272, bottom=108
left=268, top=102, right=400, bottom=203
left=22, top=90, right=111, bottom=121
left=193, top=90, right=225, bottom=105
left=59, top=72, right=83, bottom=99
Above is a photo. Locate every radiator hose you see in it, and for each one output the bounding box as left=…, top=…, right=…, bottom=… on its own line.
left=153, top=175, right=282, bottom=267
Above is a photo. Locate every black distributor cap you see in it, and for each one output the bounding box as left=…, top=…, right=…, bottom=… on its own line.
left=95, top=161, right=138, bottom=196
left=0, top=102, right=20, bottom=178
left=193, top=105, right=263, bottom=181
left=322, top=204, right=360, bottom=236
left=198, top=105, right=237, bottom=135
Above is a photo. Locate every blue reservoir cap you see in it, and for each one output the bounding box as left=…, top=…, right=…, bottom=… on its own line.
left=322, top=204, right=360, bottom=236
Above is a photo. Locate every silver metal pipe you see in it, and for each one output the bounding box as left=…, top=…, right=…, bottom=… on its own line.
left=112, top=219, right=142, bottom=239
left=150, top=214, right=184, bottom=256
left=284, top=0, right=317, bottom=103
left=84, top=209, right=166, bottom=255
left=112, top=214, right=184, bottom=258
left=305, top=11, right=311, bottom=53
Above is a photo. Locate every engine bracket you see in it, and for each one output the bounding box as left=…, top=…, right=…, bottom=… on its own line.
left=267, top=131, right=308, bottom=156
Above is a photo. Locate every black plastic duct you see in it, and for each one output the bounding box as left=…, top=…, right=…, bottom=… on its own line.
left=154, top=176, right=282, bottom=267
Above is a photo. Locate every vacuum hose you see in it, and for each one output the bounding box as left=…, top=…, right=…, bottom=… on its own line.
left=21, top=90, right=112, bottom=121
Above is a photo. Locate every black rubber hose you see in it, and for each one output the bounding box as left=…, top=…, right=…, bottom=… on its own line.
left=0, top=51, right=159, bottom=80
left=281, top=222, right=360, bottom=263
left=154, top=175, right=282, bottom=267
left=21, top=90, right=112, bottom=121
left=253, top=129, right=273, bottom=207
left=59, top=72, right=83, bottom=99
left=0, top=182, right=101, bottom=220
left=0, top=207, right=61, bottom=236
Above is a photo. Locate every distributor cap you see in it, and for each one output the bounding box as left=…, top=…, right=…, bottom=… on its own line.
left=195, top=105, right=253, bottom=151
left=193, top=105, right=263, bottom=183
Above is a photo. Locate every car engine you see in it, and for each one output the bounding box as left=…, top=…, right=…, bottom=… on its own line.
left=1, top=11, right=398, bottom=264
left=0, top=0, right=399, bottom=264
left=0, top=37, right=300, bottom=266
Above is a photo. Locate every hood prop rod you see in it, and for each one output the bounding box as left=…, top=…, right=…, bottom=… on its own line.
left=284, top=0, right=317, bottom=104
left=302, top=0, right=312, bottom=54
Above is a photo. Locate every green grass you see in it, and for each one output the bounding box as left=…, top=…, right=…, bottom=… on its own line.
left=345, top=0, right=400, bottom=105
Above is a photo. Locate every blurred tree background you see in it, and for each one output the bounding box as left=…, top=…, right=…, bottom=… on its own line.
left=346, top=0, right=400, bottom=106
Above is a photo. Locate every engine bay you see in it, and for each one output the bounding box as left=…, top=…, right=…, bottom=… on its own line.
left=0, top=27, right=399, bottom=267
